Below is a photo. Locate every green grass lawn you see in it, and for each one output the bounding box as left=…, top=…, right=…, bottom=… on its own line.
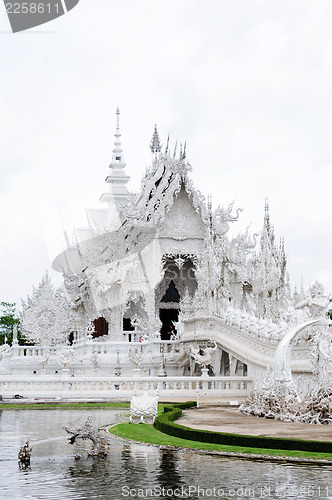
left=109, top=422, right=332, bottom=461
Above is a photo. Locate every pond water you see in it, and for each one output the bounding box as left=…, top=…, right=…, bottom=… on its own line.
left=0, top=408, right=331, bottom=500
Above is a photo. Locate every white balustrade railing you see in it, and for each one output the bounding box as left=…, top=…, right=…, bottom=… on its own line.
left=0, top=375, right=252, bottom=399
left=11, top=338, right=179, bottom=358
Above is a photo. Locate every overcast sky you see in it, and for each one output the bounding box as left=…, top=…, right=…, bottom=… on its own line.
left=1, top=0, right=331, bottom=309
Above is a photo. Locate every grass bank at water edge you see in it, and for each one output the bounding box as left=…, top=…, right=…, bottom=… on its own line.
left=109, top=422, right=332, bottom=461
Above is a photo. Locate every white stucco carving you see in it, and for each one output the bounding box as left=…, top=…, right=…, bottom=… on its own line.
left=130, top=391, right=158, bottom=423
left=21, top=272, right=72, bottom=346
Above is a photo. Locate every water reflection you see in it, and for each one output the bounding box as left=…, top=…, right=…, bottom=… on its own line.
left=120, top=444, right=149, bottom=487
left=0, top=409, right=331, bottom=500
left=156, top=450, right=185, bottom=491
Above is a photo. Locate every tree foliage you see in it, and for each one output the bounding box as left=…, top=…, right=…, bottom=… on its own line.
left=327, top=299, right=332, bottom=320
left=0, top=302, right=26, bottom=345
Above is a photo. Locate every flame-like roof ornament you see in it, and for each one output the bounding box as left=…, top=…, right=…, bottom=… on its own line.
left=150, top=124, right=162, bottom=154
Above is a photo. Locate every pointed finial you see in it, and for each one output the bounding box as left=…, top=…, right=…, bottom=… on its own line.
left=109, top=107, right=125, bottom=166
left=207, top=194, right=212, bottom=214
left=179, top=141, right=187, bottom=160
left=150, top=124, right=161, bottom=154
left=173, top=140, right=177, bottom=159
left=100, top=106, right=130, bottom=210
left=116, top=106, right=120, bottom=130
left=263, top=198, right=271, bottom=234
left=265, top=197, right=269, bottom=215
left=165, top=134, right=170, bottom=155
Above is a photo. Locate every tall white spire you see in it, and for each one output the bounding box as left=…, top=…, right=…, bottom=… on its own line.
left=100, top=108, right=131, bottom=225
left=110, top=107, right=126, bottom=167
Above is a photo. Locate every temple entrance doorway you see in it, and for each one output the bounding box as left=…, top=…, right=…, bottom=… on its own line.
left=93, top=317, right=108, bottom=338
left=159, top=280, right=180, bottom=340
left=159, top=308, right=179, bottom=340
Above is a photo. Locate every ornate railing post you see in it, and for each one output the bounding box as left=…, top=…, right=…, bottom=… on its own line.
left=200, top=367, right=209, bottom=393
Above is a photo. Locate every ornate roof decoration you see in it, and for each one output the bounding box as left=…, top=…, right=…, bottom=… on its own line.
left=237, top=203, right=290, bottom=320
left=21, top=272, right=72, bottom=345
left=261, top=199, right=276, bottom=253
left=150, top=124, right=162, bottom=154
left=121, top=150, right=209, bottom=231
left=212, top=201, right=242, bottom=237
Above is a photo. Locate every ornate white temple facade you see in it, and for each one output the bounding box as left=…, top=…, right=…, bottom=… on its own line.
left=1, top=110, right=331, bottom=399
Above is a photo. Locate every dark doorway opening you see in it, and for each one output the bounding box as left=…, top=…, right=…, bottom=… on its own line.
left=123, top=317, right=135, bottom=331
left=159, top=309, right=179, bottom=340
left=161, top=281, right=180, bottom=303
left=93, top=317, right=108, bottom=338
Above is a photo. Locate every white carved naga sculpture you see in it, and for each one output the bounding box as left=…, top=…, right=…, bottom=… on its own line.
left=273, top=281, right=331, bottom=390
left=240, top=282, right=332, bottom=424
left=190, top=343, right=217, bottom=365
left=187, top=342, right=217, bottom=375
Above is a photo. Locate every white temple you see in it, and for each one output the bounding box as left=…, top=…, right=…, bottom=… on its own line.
left=1, top=109, right=331, bottom=400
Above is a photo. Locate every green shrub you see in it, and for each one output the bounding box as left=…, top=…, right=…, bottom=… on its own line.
left=154, top=402, right=332, bottom=454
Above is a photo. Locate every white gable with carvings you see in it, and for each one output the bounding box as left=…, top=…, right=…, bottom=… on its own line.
left=158, top=184, right=206, bottom=242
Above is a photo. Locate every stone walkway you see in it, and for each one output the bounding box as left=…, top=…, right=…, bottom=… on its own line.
left=179, top=405, right=332, bottom=442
